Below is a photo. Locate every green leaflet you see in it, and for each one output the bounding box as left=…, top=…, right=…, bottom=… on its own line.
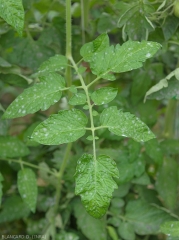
left=0, top=136, right=29, bottom=158
left=0, top=173, right=4, bottom=207
left=32, top=109, right=88, bottom=145
left=91, top=87, right=118, bottom=105
left=107, top=226, right=119, bottom=240
left=116, top=155, right=145, bottom=184
left=73, top=198, right=107, bottom=240
left=0, top=0, right=24, bottom=36
left=146, top=80, right=179, bottom=100
left=17, top=168, right=37, bottom=213
left=0, top=57, right=11, bottom=67
left=144, top=139, right=163, bottom=164
left=162, top=15, right=179, bottom=41
left=0, top=196, right=30, bottom=223
left=7, top=38, right=55, bottom=71
left=0, top=73, right=31, bottom=87
left=128, top=139, right=141, bottom=163
left=56, top=232, right=79, bottom=240
left=69, top=93, right=86, bottom=105
left=100, top=106, right=155, bottom=142
left=144, top=68, right=179, bottom=102
left=75, top=154, right=119, bottom=218
left=89, top=41, right=161, bottom=80
left=38, top=54, right=67, bottom=75
left=118, top=222, right=135, bottom=240
left=125, top=199, right=176, bottom=235
left=69, top=85, right=78, bottom=94
left=0, top=111, right=9, bottom=136
left=3, top=73, right=65, bottom=119
left=160, top=221, right=179, bottom=237
left=131, top=70, right=151, bottom=105
left=80, top=33, right=109, bottom=62
left=156, top=158, right=178, bottom=210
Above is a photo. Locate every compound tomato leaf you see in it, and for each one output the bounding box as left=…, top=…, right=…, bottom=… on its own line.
left=89, top=41, right=161, bottom=79
left=69, top=93, right=87, bottom=105
left=160, top=221, right=179, bottom=237
left=0, top=0, right=24, bottom=36
left=31, top=109, right=88, bottom=145
left=100, top=106, right=155, bottom=142
left=3, top=73, right=65, bottom=119
left=80, top=33, right=109, bottom=62
left=91, top=87, right=118, bottom=105
left=75, top=154, right=119, bottom=219
left=38, top=54, right=67, bottom=75
left=0, top=136, right=29, bottom=158
left=17, top=168, right=37, bottom=213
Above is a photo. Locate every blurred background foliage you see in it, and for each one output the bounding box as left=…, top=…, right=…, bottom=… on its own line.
left=0, top=0, right=179, bottom=239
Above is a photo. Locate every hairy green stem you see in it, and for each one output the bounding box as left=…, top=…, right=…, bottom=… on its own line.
left=87, top=76, right=101, bottom=88
left=55, top=143, right=72, bottom=206
left=81, top=0, right=89, bottom=45
left=163, top=99, right=177, bottom=138
left=66, top=0, right=72, bottom=58
left=0, top=158, right=56, bottom=176
left=66, top=0, right=72, bottom=98
left=69, top=57, right=97, bottom=161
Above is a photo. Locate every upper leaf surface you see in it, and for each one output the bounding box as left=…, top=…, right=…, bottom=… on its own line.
left=75, top=154, right=119, bottom=218
left=0, top=196, right=30, bottom=223
left=0, top=73, right=31, bottom=88
left=80, top=33, right=109, bottom=62
left=73, top=198, right=107, bottom=240
left=3, top=73, right=65, bottom=119
left=38, top=54, right=67, bottom=75
left=17, top=168, right=37, bottom=213
left=69, top=93, right=87, bottom=105
left=160, top=221, right=179, bottom=237
left=0, top=136, right=29, bottom=158
left=90, top=41, right=161, bottom=79
left=156, top=158, right=178, bottom=210
left=91, top=87, right=118, bottom=105
left=32, top=109, right=88, bottom=145
left=100, top=106, right=155, bottom=142
left=125, top=200, right=175, bottom=235
left=0, top=0, right=24, bottom=36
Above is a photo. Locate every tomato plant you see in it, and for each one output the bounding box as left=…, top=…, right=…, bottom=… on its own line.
left=0, top=0, right=179, bottom=239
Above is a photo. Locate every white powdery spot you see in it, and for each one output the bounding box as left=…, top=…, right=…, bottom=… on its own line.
left=146, top=53, right=151, bottom=58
